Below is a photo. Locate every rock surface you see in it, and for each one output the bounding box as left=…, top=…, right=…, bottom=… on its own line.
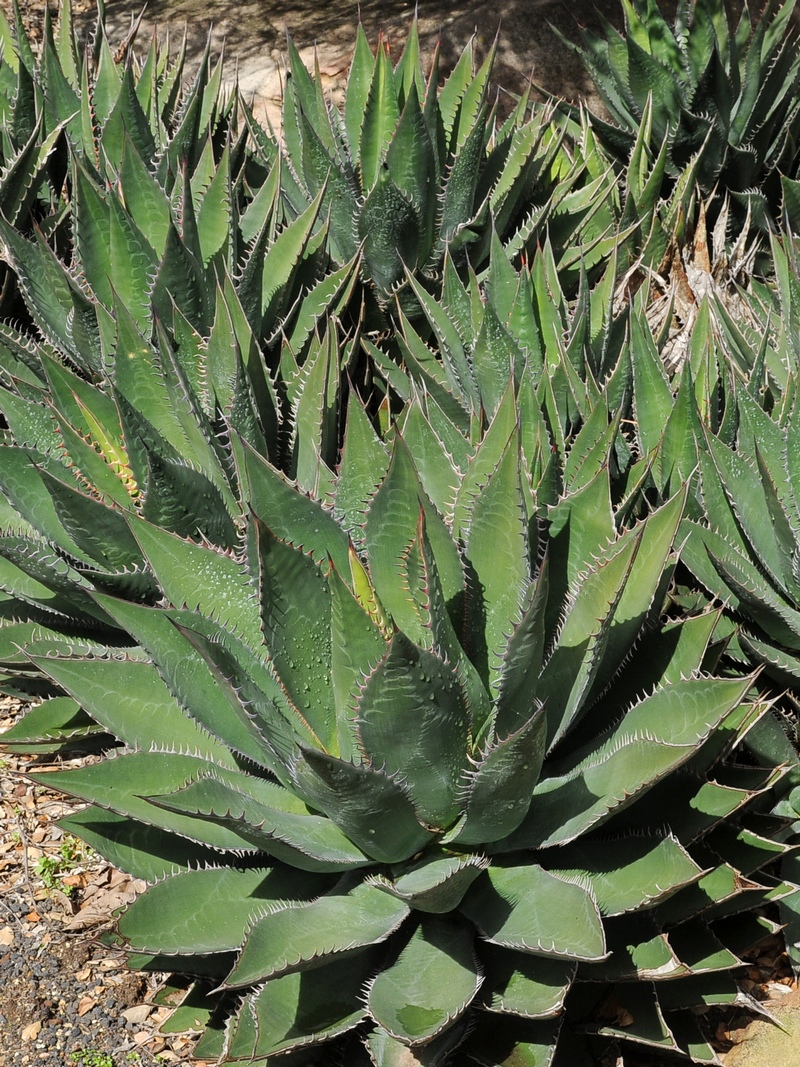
left=723, top=988, right=800, bottom=1067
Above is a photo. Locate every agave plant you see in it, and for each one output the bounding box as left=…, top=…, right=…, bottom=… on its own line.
left=3, top=386, right=793, bottom=1067
left=615, top=247, right=800, bottom=972
left=0, top=0, right=631, bottom=392
left=256, top=20, right=605, bottom=312
left=0, top=0, right=371, bottom=371
left=554, top=0, right=800, bottom=235
left=679, top=384, right=800, bottom=940
left=545, top=93, right=763, bottom=365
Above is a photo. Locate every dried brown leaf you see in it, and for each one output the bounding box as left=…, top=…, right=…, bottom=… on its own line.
left=20, top=1020, right=42, bottom=1042
left=76, top=996, right=96, bottom=1017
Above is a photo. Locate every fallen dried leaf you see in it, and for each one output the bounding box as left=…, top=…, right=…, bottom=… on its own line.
left=20, top=1021, right=42, bottom=1042
left=767, top=981, right=793, bottom=997
left=76, top=996, right=96, bottom=1017
left=0, top=926, right=13, bottom=946
left=24, top=911, right=40, bottom=923
left=64, top=887, right=141, bottom=929
left=50, top=890, right=78, bottom=916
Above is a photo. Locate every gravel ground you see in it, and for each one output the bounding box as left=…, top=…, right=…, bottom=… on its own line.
left=1, top=890, right=158, bottom=1066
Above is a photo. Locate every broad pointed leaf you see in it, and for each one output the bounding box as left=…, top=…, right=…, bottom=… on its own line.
left=224, top=879, right=409, bottom=987
left=356, top=632, right=470, bottom=830
left=367, top=915, right=481, bottom=1045
left=293, top=748, right=434, bottom=864
left=461, top=865, right=607, bottom=961
left=117, top=866, right=325, bottom=954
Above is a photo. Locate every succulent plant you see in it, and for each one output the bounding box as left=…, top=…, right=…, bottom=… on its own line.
left=254, top=21, right=594, bottom=312
left=554, top=0, right=800, bottom=235
left=4, top=391, right=790, bottom=1067
left=0, top=0, right=368, bottom=371
left=541, top=95, right=766, bottom=370
left=681, top=386, right=800, bottom=933
left=616, top=245, right=800, bottom=973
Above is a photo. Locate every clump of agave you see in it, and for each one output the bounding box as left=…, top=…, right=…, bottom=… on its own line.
left=617, top=228, right=800, bottom=970
left=259, top=18, right=648, bottom=313
left=1, top=1, right=800, bottom=1065
left=555, top=0, right=800, bottom=235
left=1, top=183, right=795, bottom=1065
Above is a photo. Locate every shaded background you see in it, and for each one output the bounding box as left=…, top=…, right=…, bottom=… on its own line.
left=2, top=0, right=662, bottom=125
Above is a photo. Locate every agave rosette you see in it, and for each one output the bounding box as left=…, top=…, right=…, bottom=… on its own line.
left=616, top=234, right=800, bottom=976
left=0, top=0, right=370, bottom=376
left=4, top=390, right=790, bottom=1067
left=555, top=0, right=800, bottom=237
left=259, top=20, right=588, bottom=312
